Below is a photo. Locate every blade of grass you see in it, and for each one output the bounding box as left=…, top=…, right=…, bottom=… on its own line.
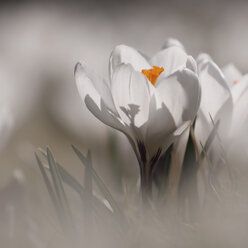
left=46, top=148, right=73, bottom=228
left=35, top=153, right=59, bottom=210
left=209, top=116, right=236, bottom=186
left=46, top=148, right=64, bottom=207
left=153, top=145, right=173, bottom=199
left=85, top=151, right=93, bottom=197
left=108, top=133, right=123, bottom=194
left=35, top=152, right=69, bottom=230
left=39, top=148, right=87, bottom=200
left=199, top=119, right=220, bottom=163
left=200, top=143, right=222, bottom=203
left=178, top=128, right=199, bottom=221
left=84, top=151, right=93, bottom=243
left=58, top=163, right=86, bottom=200
left=40, top=148, right=115, bottom=218
left=72, top=145, right=126, bottom=223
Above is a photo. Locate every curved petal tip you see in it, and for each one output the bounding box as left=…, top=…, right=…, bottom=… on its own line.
left=162, top=38, right=185, bottom=50
left=74, top=61, right=88, bottom=76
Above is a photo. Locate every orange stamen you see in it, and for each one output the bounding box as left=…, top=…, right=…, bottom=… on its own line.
left=233, top=80, right=238, bottom=85
left=142, top=66, right=164, bottom=86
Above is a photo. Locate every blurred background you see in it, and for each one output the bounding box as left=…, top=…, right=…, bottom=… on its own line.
left=1, top=0, right=248, bottom=246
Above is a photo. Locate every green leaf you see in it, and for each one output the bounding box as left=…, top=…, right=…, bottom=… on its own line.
left=199, top=119, right=220, bottom=163
left=39, top=150, right=114, bottom=215
left=84, top=151, right=93, bottom=238
left=39, top=148, right=87, bottom=200
left=84, top=151, right=93, bottom=197
left=178, top=127, right=199, bottom=221
left=72, top=145, right=126, bottom=223
left=108, top=133, right=123, bottom=194
left=46, top=148, right=64, bottom=206
left=153, top=144, right=173, bottom=198
left=46, top=148, right=72, bottom=224
left=57, top=162, right=87, bottom=200
left=35, top=152, right=68, bottom=230
left=35, top=152, right=59, bottom=210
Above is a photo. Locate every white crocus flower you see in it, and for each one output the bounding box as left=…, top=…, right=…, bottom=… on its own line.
left=195, top=57, right=248, bottom=177
left=194, top=54, right=233, bottom=149
left=75, top=43, right=201, bottom=198
left=222, top=64, right=248, bottom=140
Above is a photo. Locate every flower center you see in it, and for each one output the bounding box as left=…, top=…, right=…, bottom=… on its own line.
left=142, top=66, right=164, bottom=86
left=233, top=80, right=238, bottom=85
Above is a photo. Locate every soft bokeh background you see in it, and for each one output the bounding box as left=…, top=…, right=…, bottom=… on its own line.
left=1, top=0, right=248, bottom=179
left=1, top=0, right=248, bottom=246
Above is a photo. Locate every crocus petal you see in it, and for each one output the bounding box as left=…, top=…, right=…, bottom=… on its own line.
left=214, top=95, right=233, bottom=132
left=231, top=85, right=248, bottom=135
left=196, top=53, right=212, bottom=70
left=85, top=94, right=139, bottom=153
left=84, top=95, right=126, bottom=132
left=168, top=127, right=190, bottom=193
left=222, top=63, right=242, bottom=88
left=111, top=64, right=151, bottom=128
left=198, top=60, right=231, bottom=122
left=129, top=71, right=152, bottom=127
left=109, top=45, right=150, bottom=79
left=161, top=38, right=185, bottom=50
left=155, top=69, right=201, bottom=126
left=146, top=94, right=175, bottom=139
left=75, top=63, right=101, bottom=108
left=150, top=46, right=188, bottom=76
left=186, top=56, right=197, bottom=73
left=231, top=74, right=248, bottom=103
left=145, top=94, right=176, bottom=156
left=195, top=60, right=233, bottom=147
left=75, top=62, right=117, bottom=115
left=75, top=62, right=127, bottom=134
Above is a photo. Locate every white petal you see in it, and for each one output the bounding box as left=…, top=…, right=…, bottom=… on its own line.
left=186, top=56, right=197, bottom=73
left=173, top=126, right=190, bottom=162
left=146, top=94, right=175, bottom=138
left=222, top=63, right=242, bottom=88
left=75, top=63, right=126, bottom=134
left=145, top=94, right=176, bottom=156
left=231, top=85, right=248, bottom=135
left=231, top=74, right=248, bottom=103
left=196, top=53, right=212, bottom=70
left=161, top=38, right=185, bottom=50
left=84, top=94, right=138, bottom=163
left=168, top=127, right=190, bottom=192
left=195, top=60, right=234, bottom=145
left=109, top=45, right=150, bottom=79
left=111, top=64, right=151, bottom=127
left=150, top=46, right=188, bottom=76
left=214, top=96, right=233, bottom=137
left=129, top=71, right=152, bottom=127
left=84, top=95, right=126, bottom=132
left=198, top=60, right=231, bottom=122
left=75, top=62, right=117, bottom=114
left=156, top=69, right=201, bottom=126
left=75, top=63, right=101, bottom=109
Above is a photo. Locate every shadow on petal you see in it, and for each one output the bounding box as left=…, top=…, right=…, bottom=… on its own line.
left=85, top=95, right=126, bottom=133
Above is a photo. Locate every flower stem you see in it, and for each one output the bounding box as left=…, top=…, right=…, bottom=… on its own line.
left=140, top=163, right=152, bottom=203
